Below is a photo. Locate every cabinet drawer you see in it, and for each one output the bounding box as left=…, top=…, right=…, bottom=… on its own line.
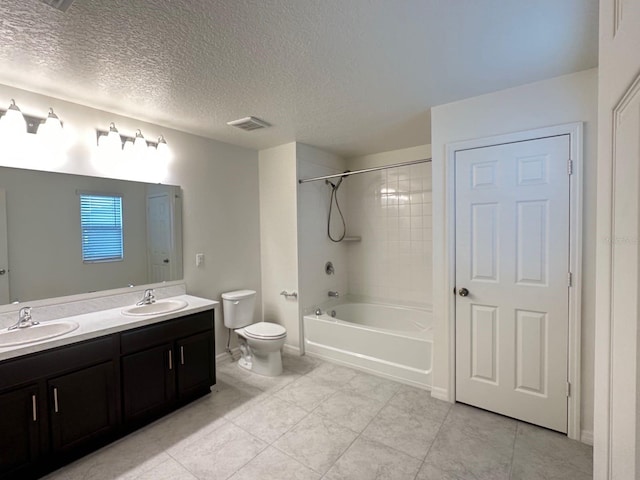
left=120, top=310, right=213, bottom=355
left=0, top=336, right=116, bottom=391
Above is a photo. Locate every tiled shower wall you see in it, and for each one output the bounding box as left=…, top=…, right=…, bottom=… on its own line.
left=345, top=162, right=432, bottom=306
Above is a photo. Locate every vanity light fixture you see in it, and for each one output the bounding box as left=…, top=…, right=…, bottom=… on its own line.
left=0, top=99, right=67, bottom=167
left=122, top=137, right=134, bottom=156
left=37, top=108, right=63, bottom=137
left=133, top=129, right=148, bottom=156
left=97, top=122, right=123, bottom=153
left=0, top=100, right=65, bottom=138
left=96, top=124, right=165, bottom=152
left=156, top=134, right=170, bottom=157
left=0, top=99, right=28, bottom=136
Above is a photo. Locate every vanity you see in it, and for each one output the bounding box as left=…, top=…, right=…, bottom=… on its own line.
left=0, top=293, right=217, bottom=480
left=0, top=162, right=217, bottom=478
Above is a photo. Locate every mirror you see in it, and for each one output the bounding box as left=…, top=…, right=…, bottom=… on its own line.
left=0, top=166, right=183, bottom=305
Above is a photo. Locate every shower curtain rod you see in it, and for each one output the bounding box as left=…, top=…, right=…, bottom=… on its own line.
left=298, top=158, right=432, bottom=184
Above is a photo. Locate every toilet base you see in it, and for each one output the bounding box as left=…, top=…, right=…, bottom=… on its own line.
left=237, top=350, right=283, bottom=377
left=238, top=356, right=252, bottom=371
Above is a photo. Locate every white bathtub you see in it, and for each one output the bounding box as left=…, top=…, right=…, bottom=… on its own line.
left=303, top=302, right=432, bottom=388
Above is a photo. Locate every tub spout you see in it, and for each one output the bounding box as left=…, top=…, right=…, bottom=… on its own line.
left=328, top=291, right=339, bottom=298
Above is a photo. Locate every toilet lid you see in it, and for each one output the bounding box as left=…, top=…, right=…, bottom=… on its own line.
left=244, top=322, right=287, bottom=339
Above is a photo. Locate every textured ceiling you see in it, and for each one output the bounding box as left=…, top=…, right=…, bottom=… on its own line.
left=0, top=0, right=598, bottom=157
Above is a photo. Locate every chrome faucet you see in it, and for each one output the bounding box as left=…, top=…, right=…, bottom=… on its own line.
left=136, top=289, right=156, bottom=306
left=8, top=307, right=39, bottom=330
left=328, top=291, right=339, bottom=298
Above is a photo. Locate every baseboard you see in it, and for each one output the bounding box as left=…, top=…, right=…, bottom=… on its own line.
left=283, top=344, right=301, bottom=355
left=216, top=347, right=238, bottom=364
left=430, top=386, right=450, bottom=402
left=580, top=430, right=593, bottom=445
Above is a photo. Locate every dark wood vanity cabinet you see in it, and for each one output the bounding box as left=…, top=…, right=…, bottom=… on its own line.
left=0, top=384, right=40, bottom=479
left=0, top=335, right=118, bottom=479
left=120, top=310, right=215, bottom=427
left=176, top=330, right=215, bottom=397
left=0, top=308, right=215, bottom=480
left=122, top=342, right=176, bottom=424
left=48, top=361, right=118, bottom=454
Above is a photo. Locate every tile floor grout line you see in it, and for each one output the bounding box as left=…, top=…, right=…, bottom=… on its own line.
left=226, top=357, right=344, bottom=478
left=163, top=451, right=207, bottom=480
left=226, top=441, right=272, bottom=480
left=507, top=422, right=520, bottom=479
left=411, top=399, right=454, bottom=480
left=316, top=372, right=400, bottom=478
left=270, top=441, right=327, bottom=477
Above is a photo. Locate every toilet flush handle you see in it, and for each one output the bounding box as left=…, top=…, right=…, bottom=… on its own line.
left=232, top=301, right=239, bottom=305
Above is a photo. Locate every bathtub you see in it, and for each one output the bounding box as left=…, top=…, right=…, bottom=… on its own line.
left=303, top=302, right=432, bottom=388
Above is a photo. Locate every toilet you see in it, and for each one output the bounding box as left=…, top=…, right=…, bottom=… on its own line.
left=221, top=289, right=287, bottom=376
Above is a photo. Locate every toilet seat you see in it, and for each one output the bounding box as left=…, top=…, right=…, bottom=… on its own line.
left=243, top=322, right=287, bottom=340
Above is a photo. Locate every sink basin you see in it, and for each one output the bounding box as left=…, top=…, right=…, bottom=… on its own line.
left=0, top=321, right=80, bottom=348
left=122, top=299, right=188, bottom=317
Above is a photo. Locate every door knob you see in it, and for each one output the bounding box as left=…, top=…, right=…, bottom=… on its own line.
left=0, top=269, right=5, bottom=275
left=163, top=259, right=169, bottom=263
left=458, top=287, right=469, bottom=297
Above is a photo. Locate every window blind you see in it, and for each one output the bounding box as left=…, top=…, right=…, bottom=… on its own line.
left=80, top=194, right=123, bottom=262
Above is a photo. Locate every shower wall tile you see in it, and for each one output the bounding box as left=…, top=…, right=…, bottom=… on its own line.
left=346, top=162, right=432, bottom=307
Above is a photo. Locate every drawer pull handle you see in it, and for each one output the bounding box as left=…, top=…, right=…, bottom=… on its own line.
left=53, top=387, right=59, bottom=413
left=168, top=349, right=173, bottom=370
left=32, top=394, right=37, bottom=422
left=180, top=346, right=185, bottom=365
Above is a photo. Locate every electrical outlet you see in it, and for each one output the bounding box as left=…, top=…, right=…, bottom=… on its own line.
left=196, top=253, right=205, bottom=267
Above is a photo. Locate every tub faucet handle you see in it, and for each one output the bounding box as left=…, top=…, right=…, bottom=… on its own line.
left=328, top=291, right=339, bottom=298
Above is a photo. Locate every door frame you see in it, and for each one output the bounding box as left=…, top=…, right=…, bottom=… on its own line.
left=442, top=122, right=583, bottom=440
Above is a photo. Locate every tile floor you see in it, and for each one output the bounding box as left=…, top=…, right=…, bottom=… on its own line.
left=44, top=353, right=593, bottom=480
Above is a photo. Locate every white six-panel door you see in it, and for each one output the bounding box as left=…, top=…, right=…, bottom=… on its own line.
left=594, top=0, right=640, bottom=476
left=0, top=188, right=9, bottom=304
left=146, top=193, right=174, bottom=283
left=455, top=135, right=570, bottom=433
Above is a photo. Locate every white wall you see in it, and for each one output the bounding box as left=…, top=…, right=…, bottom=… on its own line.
left=346, top=145, right=432, bottom=305
left=431, top=68, right=598, bottom=440
left=0, top=83, right=263, bottom=358
left=258, top=143, right=301, bottom=348
left=296, top=143, right=348, bottom=315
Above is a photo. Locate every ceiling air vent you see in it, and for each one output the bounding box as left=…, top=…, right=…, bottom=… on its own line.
left=39, top=0, right=75, bottom=12
left=227, top=116, right=270, bottom=132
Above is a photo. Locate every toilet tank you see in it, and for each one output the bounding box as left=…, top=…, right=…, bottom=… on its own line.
left=221, top=290, right=256, bottom=329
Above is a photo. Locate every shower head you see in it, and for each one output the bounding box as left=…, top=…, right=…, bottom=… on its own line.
left=326, top=176, right=346, bottom=190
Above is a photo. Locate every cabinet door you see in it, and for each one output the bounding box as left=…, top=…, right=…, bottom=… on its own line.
left=122, top=343, right=176, bottom=423
left=0, top=384, right=40, bottom=478
left=49, top=361, right=117, bottom=454
left=177, top=331, right=214, bottom=398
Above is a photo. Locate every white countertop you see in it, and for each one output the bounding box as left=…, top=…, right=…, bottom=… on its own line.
left=0, top=295, right=218, bottom=362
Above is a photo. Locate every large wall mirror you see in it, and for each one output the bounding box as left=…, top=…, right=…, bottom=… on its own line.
left=0, top=166, right=183, bottom=305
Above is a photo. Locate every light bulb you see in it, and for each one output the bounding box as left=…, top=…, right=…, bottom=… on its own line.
left=98, top=122, right=122, bottom=155
left=133, top=129, right=147, bottom=157
left=1, top=99, right=27, bottom=137
left=156, top=134, right=172, bottom=161
left=37, top=108, right=63, bottom=140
